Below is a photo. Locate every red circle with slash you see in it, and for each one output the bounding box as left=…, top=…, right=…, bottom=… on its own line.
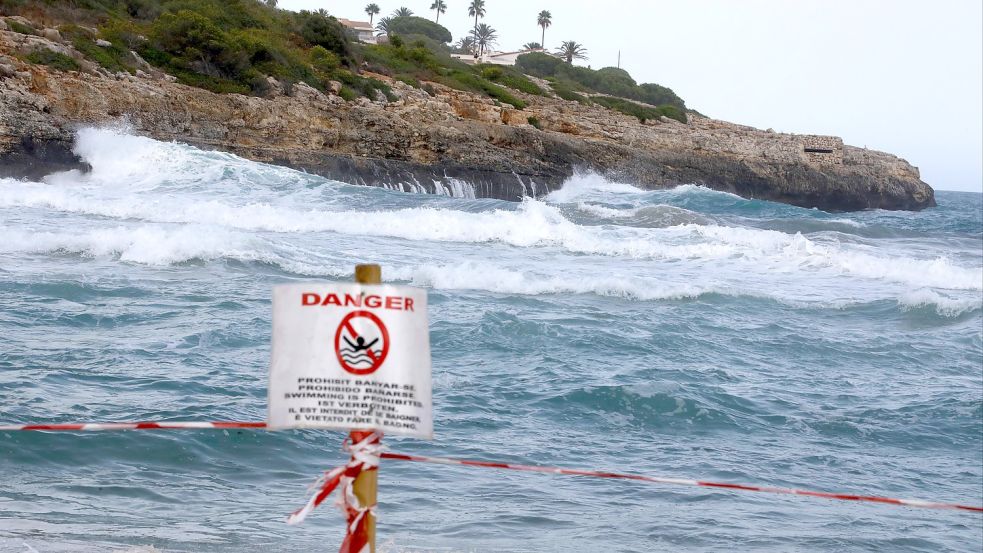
left=334, top=310, right=390, bottom=375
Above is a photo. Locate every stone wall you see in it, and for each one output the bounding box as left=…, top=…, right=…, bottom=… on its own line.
left=799, top=134, right=844, bottom=165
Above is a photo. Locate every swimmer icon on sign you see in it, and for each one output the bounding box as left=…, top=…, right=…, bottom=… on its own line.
left=334, top=310, right=390, bottom=375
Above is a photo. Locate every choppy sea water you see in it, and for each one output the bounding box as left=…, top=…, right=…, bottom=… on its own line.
left=0, top=128, right=981, bottom=553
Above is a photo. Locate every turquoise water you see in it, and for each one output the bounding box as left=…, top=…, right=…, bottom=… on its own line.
left=1, top=128, right=981, bottom=552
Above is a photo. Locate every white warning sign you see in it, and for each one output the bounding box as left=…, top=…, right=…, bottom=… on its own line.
left=268, top=283, right=432, bottom=439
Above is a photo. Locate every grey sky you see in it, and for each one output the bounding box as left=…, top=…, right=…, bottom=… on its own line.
left=285, top=1, right=983, bottom=193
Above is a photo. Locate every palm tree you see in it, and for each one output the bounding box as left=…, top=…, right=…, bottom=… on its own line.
left=392, top=7, right=414, bottom=17
left=430, top=0, right=447, bottom=23
left=468, top=0, right=486, bottom=39
left=557, top=41, right=588, bottom=63
left=376, top=16, right=393, bottom=36
left=455, top=36, right=477, bottom=54
left=523, top=42, right=542, bottom=50
left=365, top=3, right=380, bottom=25
left=472, top=23, right=497, bottom=57
left=537, top=10, right=551, bottom=51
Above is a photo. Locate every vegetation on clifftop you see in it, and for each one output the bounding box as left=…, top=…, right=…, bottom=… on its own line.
left=2, top=0, right=687, bottom=121
left=516, top=52, right=686, bottom=121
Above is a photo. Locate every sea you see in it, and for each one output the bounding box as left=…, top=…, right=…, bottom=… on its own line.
left=1, top=127, right=981, bottom=553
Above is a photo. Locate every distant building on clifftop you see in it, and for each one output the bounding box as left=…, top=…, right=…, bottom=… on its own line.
left=451, top=48, right=549, bottom=66
left=338, top=18, right=376, bottom=44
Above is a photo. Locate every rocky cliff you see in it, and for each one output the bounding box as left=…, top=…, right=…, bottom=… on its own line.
left=0, top=21, right=935, bottom=211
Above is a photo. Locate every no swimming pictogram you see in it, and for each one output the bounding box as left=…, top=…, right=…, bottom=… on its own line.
left=270, top=282, right=432, bottom=437
left=334, top=310, right=390, bottom=375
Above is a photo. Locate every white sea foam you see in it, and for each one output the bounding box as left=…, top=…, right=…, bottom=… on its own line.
left=0, top=225, right=266, bottom=266
left=388, top=262, right=732, bottom=301
left=575, top=202, right=631, bottom=218
left=2, top=127, right=980, bottom=314
left=898, top=289, right=982, bottom=317
left=824, top=218, right=867, bottom=228
left=3, top=177, right=981, bottom=292
left=544, top=171, right=646, bottom=203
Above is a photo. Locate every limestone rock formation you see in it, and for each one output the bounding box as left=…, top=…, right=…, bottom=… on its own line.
left=0, top=23, right=934, bottom=211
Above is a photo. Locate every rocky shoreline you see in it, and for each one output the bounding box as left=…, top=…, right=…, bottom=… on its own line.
left=0, top=21, right=935, bottom=211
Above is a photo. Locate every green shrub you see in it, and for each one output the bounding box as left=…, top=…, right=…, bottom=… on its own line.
left=148, top=10, right=254, bottom=82
left=169, top=68, right=250, bottom=94
left=26, top=49, right=80, bottom=71
left=291, top=9, right=352, bottom=64
left=517, top=52, right=687, bottom=112
left=73, top=37, right=132, bottom=73
left=550, top=80, right=588, bottom=103
left=481, top=66, right=503, bottom=80
left=476, top=64, right=545, bottom=96
left=8, top=20, right=36, bottom=35
left=515, top=51, right=562, bottom=77
left=397, top=74, right=420, bottom=88
left=310, top=45, right=340, bottom=72
left=99, top=20, right=144, bottom=49
left=338, top=86, right=357, bottom=101
left=123, top=0, right=162, bottom=20
left=386, top=16, right=452, bottom=43
left=591, top=95, right=687, bottom=123
left=527, top=116, right=542, bottom=129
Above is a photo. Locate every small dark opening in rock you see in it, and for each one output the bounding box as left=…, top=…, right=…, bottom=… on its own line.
left=804, top=147, right=834, bottom=154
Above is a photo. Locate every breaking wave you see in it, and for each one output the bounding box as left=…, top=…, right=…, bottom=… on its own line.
left=0, top=126, right=979, bottom=317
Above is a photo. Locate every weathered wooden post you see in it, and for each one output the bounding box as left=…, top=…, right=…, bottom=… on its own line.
left=351, top=263, right=381, bottom=552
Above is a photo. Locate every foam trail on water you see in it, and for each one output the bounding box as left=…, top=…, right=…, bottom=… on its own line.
left=0, top=225, right=267, bottom=266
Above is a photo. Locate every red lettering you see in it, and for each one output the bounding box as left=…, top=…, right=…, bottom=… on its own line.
left=305, top=293, right=414, bottom=310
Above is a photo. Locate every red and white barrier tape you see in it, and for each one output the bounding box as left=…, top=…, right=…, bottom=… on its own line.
left=288, top=432, right=381, bottom=553
left=380, top=452, right=983, bottom=513
left=0, top=421, right=266, bottom=431
left=2, top=420, right=980, bottom=513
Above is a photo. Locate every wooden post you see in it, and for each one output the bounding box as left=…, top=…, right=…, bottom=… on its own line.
left=351, top=263, right=380, bottom=552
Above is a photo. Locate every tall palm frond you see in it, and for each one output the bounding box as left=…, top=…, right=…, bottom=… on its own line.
left=456, top=36, right=477, bottom=55
left=376, top=16, right=393, bottom=36
left=557, top=40, right=588, bottom=63
left=468, top=0, right=486, bottom=38
left=537, top=10, right=552, bottom=49
left=471, top=22, right=497, bottom=56
left=365, top=3, right=380, bottom=25
left=430, top=0, right=447, bottom=23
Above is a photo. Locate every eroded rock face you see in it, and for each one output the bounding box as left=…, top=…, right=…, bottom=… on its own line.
left=0, top=27, right=934, bottom=211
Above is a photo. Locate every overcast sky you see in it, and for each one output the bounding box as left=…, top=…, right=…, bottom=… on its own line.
left=284, top=0, right=983, bottom=193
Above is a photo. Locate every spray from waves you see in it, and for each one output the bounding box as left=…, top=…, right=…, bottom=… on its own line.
left=62, top=126, right=329, bottom=194
left=543, top=171, right=649, bottom=202
left=544, top=171, right=747, bottom=205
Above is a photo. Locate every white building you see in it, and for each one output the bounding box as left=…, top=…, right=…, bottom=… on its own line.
left=338, top=18, right=376, bottom=44
left=451, top=48, right=545, bottom=66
